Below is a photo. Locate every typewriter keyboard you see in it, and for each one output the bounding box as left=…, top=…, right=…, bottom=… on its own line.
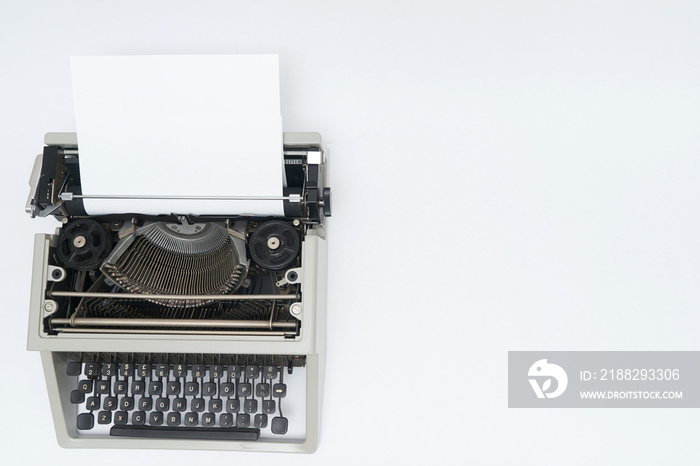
left=65, top=354, right=306, bottom=441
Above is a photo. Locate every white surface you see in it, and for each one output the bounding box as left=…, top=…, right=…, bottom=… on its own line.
left=72, top=55, right=284, bottom=215
left=2, top=1, right=700, bottom=465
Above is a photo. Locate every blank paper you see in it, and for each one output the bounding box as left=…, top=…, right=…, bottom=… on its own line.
left=71, top=55, right=285, bottom=216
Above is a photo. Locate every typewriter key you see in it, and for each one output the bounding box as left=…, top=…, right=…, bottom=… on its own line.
left=78, top=379, right=93, bottom=393
left=114, top=411, right=128, bottom=425
left=97, top=411, right=111, bottom=425
left=256, top=383, right=270, bottom=398
left=155, top=397, right=170, bottom=412
left=184, top=382, right=199, bottom=396
left=102, top=363, right=116, bottom=377
left=220, top=413, right=233, bottom=427
left=236, top=413, right=250, bottom=428
left=254, top=414, right=268, bottom=428
left=167, top=412, right=181, bottom=427
left=132, top=411, right=146, bottom=425
left=138, top=397, right=152, bottom=411
left=84, top=363, right=100, bottom=378
left=184, top=412, right=198, bottom=427
left=149, top=412, right=163, bottom=426
left=66, top=362, right=81, bottom=376
left=226, top=399, right=240, bottom=413
left=173, top=398, right=187, bottom=412
left=191, top=399, right=205, bottom=412
left=202, top=382, right=216, bottom=396
left=70, top=390, right=85, bottom=404
left=245, top=365, right=260, bottom=379
left=103, top=396, right=118, bottom=411
left=202, top=413, right=216, bottom=427
left=273, top=383, right=287, bottom=398
left=95, top=381, right=110, bottom=394
left=209, top=399, right=223, bottom=413
left=86, top=396, right=100, bottom=411
left=77, top=413, right=94, bottom=430
left=167, top=381, right=181, bottom=396
left=262, top=400, right=276, bottom=414
left=271, top=416, right=288, bottom=435
left=244, top=399, right=258, bottom=414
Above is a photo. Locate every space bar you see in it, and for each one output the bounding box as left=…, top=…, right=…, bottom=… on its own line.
left=110, top=425, right=260, bottom=440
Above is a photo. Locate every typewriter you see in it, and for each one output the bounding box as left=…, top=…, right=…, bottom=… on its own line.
left=26, top=131, right=331, bottom=453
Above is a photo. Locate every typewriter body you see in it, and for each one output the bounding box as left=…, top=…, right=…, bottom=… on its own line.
left=26, top=132, right=330, bottom=453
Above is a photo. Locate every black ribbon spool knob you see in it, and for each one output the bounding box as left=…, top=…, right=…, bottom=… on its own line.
left=249, top=220, right=300, bottom=271
left=56, top=219, right=113, bottom=271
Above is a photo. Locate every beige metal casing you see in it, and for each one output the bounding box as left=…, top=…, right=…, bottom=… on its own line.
left=27, top=132, right=328, bottom=453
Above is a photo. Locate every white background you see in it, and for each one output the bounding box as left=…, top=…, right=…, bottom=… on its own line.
left=1, top=1, right=699, bottom=464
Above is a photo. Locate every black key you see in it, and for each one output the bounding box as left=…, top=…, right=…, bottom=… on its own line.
left=98, top=411, right=112, bottom=424
left=70, top=390, right=85, bottom=404
left=96, top=380, right=110, bottom=394
left=245, top=365, right=260, bottom=379
left=114, top=380, right=128, bottom=395
left=77, top=413, right=94, bottom=430
left=136, top=364, right=151, bottom=377
left=120, top=397, right=134, bottom=411
left=273, top=383, right=287, bottom=398
left=254, top=414, right=268, bottom=428
left=226, top=399, right=240, bottom=413
left=191, top=399, right=205, bottom=412
left=78, top=379, right=93, bottom=393
left=109, top=425, right=259, bottom=441
left=220, top=382, right=234, bottom=397
left=173, top=363, right=186, bottom=378
left=167, top=412, right=181, bottom=427
left=155, top=397, right=170, bottom=412
left=155, top=364, right=169, bottom=378
left=256, top=383, right=270, bottom=397
left=263, top=366, right=278, bottom=379
left=119, top=363, right=133, bottom=377
left=192, top=364, right=205, bottom=378
left=103, top=396, right=118, bottom=411
left=244, top=399, right=258, bottom=414
left=184, top=382, right=199, bottom=396
left=148, top=381, right=163, bottom=396
left=101, top=363, right=117, bottom=377
left=132, top=411, right=146, bottom=425
left=114, top=411, right=128, bottom=425
left=173, top=398, right=187, bottom=412
left=86, top=396, right=101, bottom=410
left=236, top=413, right=250, bottom=428
left=202, top=413, right=216, bottom=427
left=138, top=397, right=152, bottom=411
left=209, top=399, right=223, bottom=413
left=227, top=365, right=241, bottom=378
left=149, top=412, right=163, bottom=426
left=66, top=361, right=81, bottom=376
left=84, top=362, right=100, bottom=378
left=262, top=400, right=276, bottom=414
left=202, top=382, right=216, bottom=396
left=271, top=416, right=288, bottom=435
left=210, top=365, right=224, bottom=378
left=167, top=381, right=181, bottom=396
left=237, top=383, right=251, bottom=397
left=220, top=413, right=233, bottom=427
left=184, top=412, right=199, bottom=427
left=132, top=381, right=145, bottom=395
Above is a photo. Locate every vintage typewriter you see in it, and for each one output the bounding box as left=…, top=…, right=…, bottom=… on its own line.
left=26, top=131, right=331, bottom=453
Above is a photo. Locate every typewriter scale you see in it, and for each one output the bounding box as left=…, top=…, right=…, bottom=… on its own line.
left=26, top=132, right=331, bottom=453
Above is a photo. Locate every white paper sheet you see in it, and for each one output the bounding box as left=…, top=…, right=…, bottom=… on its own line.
left=71, top=55, right=285, bottom=216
